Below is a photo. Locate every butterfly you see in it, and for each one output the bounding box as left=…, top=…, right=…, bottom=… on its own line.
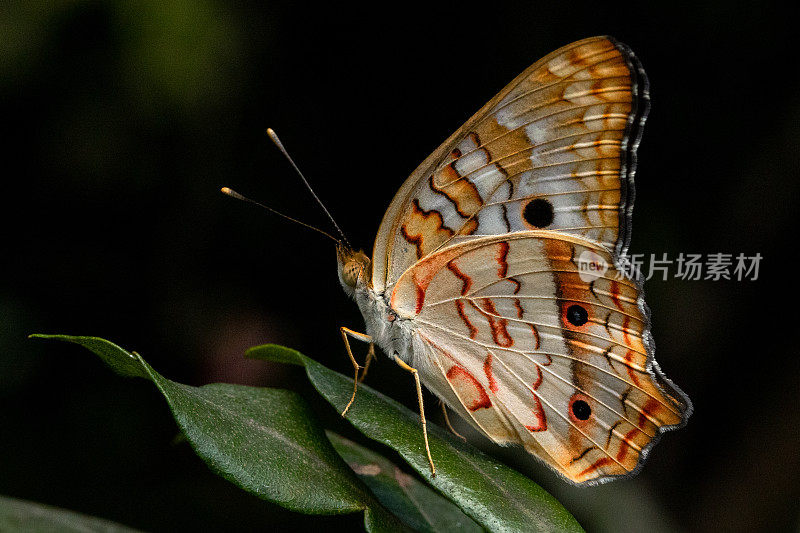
left=335, top=36, right=692, bottom=485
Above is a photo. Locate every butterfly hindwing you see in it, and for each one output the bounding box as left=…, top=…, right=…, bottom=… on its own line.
left=390, top=233, right=689, bottom=484
left=372, top=36, right=647, bottom=293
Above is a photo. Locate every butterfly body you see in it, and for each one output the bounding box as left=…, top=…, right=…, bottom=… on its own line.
left=337, top=245, right=413, bottom=365
left=336, top=36, right=691, bottom=485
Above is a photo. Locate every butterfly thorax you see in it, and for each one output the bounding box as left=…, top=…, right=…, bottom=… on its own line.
left=337, top=244, right=415, bottom=364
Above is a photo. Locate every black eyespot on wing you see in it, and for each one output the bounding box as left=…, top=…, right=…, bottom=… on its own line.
left=571, top=399, right=591, bottom=421
left=523, top=198, right=554, bottom=228
left=566, top=304, right=588, bottom=326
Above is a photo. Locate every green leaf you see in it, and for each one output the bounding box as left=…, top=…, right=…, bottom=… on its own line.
left=0, top=495, right=139, bottom=532
left=31, top=335, right=149, bottom=379
left=249, top=344, right=584, bottom=533
left=328, top=432, right=482, bottom=533
left=29, top=335, right=406, bottom=532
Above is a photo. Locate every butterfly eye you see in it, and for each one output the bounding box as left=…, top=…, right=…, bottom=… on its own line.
left=522, top=198, right=554, bottom=228
left=566, top=304, right=589, bottom=327
left=341, top=262, right=361, bottom=287
left=571, top=400, right=592, bottom=421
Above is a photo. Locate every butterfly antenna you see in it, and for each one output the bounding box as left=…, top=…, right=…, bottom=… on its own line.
left=266, top=128, right=351, bottom=248
left=221, top=187, right=339, bottom=243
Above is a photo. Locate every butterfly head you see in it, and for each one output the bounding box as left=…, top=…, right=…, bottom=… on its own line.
left=337, top=243, right=371, bottom=297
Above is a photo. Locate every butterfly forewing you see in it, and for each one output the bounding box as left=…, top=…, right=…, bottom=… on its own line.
left=372, top=36, right=646, bottom=293
left=390, top=233, right=688, bottom=483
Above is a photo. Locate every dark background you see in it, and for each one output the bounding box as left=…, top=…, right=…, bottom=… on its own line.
left=2, top=2, right=797, bottom=532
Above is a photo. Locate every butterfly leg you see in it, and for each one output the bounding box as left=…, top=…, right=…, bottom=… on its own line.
left=440, top=402, right=467, bottom=442
left=358, top=343, right=375, bottom=383
left=340, top=327, right=372, bottom=417
left=392, top=354, right=436, bottom=477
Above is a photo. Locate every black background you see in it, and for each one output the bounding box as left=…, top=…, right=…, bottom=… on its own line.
left=2, top=2, right=797, bottom=532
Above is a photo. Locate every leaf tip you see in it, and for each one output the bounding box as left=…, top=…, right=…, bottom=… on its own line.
left=245, top=344, right=305, bottom=366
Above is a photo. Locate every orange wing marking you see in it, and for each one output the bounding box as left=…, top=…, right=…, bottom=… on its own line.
left=609, top=279, right=625, bottom=311
left=446, top=365, right=492, bottom=411
left=470, top=298, right=514, bottom=347
left=496, top=241, right=510, bottom=278
left=452, top=300, right=477, bottom=339
left=617, top=427, right=641, bottom=462
left=400, top=199, right=454, bottom=259
left=428, top=146, right=484, bottom=220
left=525, top=365, right=547, bottom=432
left=624, top=349, right=642, bottom=387
left=512, top=297, right=540, bottom=350
left=578, top=457, right=614, bottom=479
left=483, top=352, right=499, bottom=393
left=414, top=279, right=426, bottom=315
left=399, top=226, right=423, bottom=259
left=616, top=398, right=658, bottom=462
left=621, top=315, right=632, bottom=346
left=446, top=260, right=472, bottom=295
